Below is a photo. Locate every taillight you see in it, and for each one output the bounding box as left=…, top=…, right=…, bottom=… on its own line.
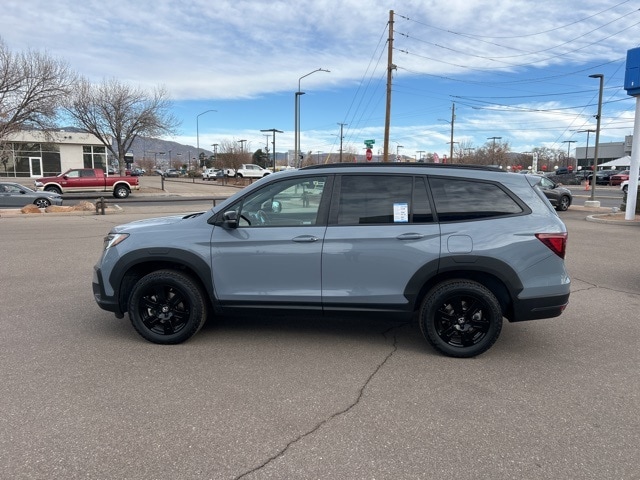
left=535, top=233, right=567, bottom=259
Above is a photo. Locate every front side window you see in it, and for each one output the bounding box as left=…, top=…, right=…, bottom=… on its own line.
left=231, top=176, right=328, bottom=227
left=429, top=177, right=523, bottom=222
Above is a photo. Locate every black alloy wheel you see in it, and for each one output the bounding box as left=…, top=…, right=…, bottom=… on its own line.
left=34, top=198, right=51, bottom=208
left=128, top=270, right=207, bottom=344
left=420, top=280, right=503, bottom=358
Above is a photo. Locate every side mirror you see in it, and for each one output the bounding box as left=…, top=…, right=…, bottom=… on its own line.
left=222, top=210, right=239, bottom=229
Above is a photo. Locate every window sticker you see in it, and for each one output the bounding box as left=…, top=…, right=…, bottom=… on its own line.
left=393, top=202, right=409, bottom=222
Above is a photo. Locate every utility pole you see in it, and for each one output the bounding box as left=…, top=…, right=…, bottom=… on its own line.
left=562, top=140, right=576, bottom=168
left=337, top=122, right=347, bottom=162
left=449, top=103, right=456, bottom=162
left=416, top=150, right=425, bottom=162
left=487, top=136, right=502, bottom=163
left=383, top=10, right=395, bottom=162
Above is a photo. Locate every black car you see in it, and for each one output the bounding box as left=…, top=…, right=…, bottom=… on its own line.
left=535, top=175, right=572, bottom=211
left=587, top=170, right=618, bottom=185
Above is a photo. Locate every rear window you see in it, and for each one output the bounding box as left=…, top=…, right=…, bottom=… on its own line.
left=429, top=177, right=523, bottom=222
left=335, top=175, right=434, bottom=225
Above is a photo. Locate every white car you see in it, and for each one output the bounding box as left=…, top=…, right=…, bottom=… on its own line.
left=620, top=177, right=640, bottom=193
left=224, top=164, right=271, bottom=178
left=202, top=168, right=223, bottom=180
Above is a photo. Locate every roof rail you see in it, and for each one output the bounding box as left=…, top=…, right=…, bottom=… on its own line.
left=301, top=162, right=505, bottom=172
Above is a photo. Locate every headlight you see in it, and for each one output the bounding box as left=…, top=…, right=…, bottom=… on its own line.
left=34, top=181, right=43, bottom=187
left=103, top=233, right=129, bottom=250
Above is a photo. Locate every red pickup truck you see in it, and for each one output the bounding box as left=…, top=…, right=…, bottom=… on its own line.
left=34, top=168, right=140, bottom=198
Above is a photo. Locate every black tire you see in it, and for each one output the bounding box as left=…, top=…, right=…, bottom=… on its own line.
left=113, top=185, right=130, bottom=198
left=419, top=280, right=503, bottom=358
left=127, top=270, right=207, bottom=344
left=34, top=198, right=51, bottom=208
left=622, top=185, right=628, bottom=193
left=557, top=195, right=571, bottom=211
left=44, top=186, right=62, bottom=195
left=237, top=173, right=243, bottom=178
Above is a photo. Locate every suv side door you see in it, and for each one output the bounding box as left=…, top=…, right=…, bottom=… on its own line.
left=210, top=175, right=331, bottom=310
left=321, top=174, right=440, bottom=314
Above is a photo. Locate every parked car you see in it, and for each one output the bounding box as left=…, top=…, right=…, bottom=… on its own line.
left=163, top=169, right=180, bottom=177
left=93, top=163, right=570, bottom=358
left=534, top=175, right=572, bottom=211
left=0, top=182, right=63, bottom=208
left=224, top=164, right=271, bottom=178
left=609, top=170, right=630, bottom=186
left=587, top=169, right=618, bottom=185
left=130, top=168, right=145, bottom=176
left=620, top=176, right=640, bottom=193
left=202, top=168, right=223, bottom=180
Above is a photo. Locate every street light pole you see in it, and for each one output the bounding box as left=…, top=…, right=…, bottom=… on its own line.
left=295, top=68, right=330, bottom=166
left=260, top=129, right=283, bottom=171
left=588, top=74, right=604, bottom=203
left=196, top=109, right=217, bottom=167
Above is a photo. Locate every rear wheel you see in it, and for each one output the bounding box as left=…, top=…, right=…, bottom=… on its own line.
left=419, top=280, right=503, bottom=358
left=128, top=270, right=207, bottom=344
left=113, top=185, right=130, bottom=198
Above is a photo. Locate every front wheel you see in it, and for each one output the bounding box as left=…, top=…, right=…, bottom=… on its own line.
left=34, top=198, right=51, bottom=208
left=419, top=280, right=503, bottom=358
left=128, top=270, right=207, bottom=344
left=113, top=185, right=130, bottom=198
left=44, top=186, right=62, bottom=195
left=557, top=195, right=571, bottom=211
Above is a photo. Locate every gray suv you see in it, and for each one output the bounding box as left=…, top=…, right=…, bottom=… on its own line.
left=93, top=163, right=570, bottom=357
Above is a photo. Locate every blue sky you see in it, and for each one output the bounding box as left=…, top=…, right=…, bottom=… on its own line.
left=2, top=0, right=639, bottom=160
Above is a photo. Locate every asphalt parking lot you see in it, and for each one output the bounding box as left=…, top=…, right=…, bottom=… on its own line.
left=1, top=181, right=639, bottom=479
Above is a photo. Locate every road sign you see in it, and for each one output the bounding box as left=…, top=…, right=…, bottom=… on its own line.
left=366, top=148, right=373, bottom=161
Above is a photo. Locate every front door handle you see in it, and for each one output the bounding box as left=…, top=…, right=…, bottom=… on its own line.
left=292, top=235, right=319, bottom=243
left=396, top=233, right=425, bottom=240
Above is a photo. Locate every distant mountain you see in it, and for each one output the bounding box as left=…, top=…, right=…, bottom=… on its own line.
left=124, top=136, right=211, bottom=165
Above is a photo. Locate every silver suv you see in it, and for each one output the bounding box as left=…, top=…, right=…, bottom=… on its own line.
left=93, top=164, right=570, bottom=357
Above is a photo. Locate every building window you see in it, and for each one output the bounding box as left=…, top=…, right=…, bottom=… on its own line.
left=83, top=145, right=107, bottom=171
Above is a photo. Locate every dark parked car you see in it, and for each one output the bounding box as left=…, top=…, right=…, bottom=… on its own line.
left=588, top=170, right=618, bottom=185
left=164, top=169, right=180, bottom=177
left=535, top=175, right=572, bottom=211
left=0, top=182, right=63, bottom=208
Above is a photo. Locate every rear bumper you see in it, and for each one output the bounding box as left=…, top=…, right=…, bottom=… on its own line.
left=510, top=292, right=570, bottom=321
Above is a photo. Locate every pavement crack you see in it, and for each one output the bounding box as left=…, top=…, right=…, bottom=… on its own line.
left=233, top=327, right=402, bottom=480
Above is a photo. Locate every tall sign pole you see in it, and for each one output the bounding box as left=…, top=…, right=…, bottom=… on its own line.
left=623, top=47, right=640, bottom=220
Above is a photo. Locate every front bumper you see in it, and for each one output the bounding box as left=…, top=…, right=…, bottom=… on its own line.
left=92, top=265, right=124, bottom=318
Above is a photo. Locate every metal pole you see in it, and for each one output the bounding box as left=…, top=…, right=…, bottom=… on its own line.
left=589, top=74, right=604, bottom=202
left=296, top=69, right=329, bottom=165
left=196, top=109, right=217, bottom=167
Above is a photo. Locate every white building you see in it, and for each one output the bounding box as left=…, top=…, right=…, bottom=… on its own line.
left=0, top=129, right=106, bottom=178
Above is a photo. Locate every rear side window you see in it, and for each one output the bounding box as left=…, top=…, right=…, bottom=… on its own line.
left=429, top=177, right=523, bottom=222
left=335, top=175, right=433, bottom=225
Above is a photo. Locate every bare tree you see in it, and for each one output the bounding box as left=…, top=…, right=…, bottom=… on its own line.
left=214, top=139, right=250, bottom=176
left=64, top=77, right=179, bottom=173
left=0, top=38, right=75, bottom=143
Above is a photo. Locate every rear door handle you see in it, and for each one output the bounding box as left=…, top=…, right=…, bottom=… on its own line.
left=396, top=233, right=425, bottom=240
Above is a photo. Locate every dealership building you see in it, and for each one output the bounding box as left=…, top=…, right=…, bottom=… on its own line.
left=0, top=129, right=107, bottom=178
left=575, top=135, right=633, bottom=169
